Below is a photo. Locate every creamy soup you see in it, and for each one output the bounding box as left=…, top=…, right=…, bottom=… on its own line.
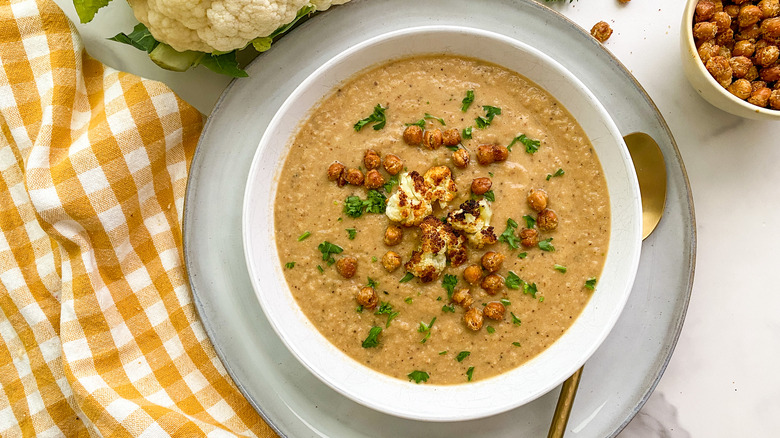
left=274, top=56, right=610, bottom=384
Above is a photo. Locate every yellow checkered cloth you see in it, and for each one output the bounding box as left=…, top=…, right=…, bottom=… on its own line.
left=0, top=0, right=276, bottom=435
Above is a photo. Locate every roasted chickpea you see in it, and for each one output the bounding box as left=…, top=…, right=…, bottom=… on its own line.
left=713, top=0, right=724, bottom=13
left=493, top=145, right=509, bottom=162
left=452, top=148, right=470, bottom=168
left=537, top=208, right=559, bottom=231
left=591, top=21, right=613, bottom=43
left=336, top=256, right=357, bottom=278
left=728, top=78, right=753, bottom=99
left=746, top=65, right=760, bottom=80
left=739, top=5, right=763, bottom=27
left=760, top=65, right=780, bottom=81
left=481, top=274, right=504, bottom=295
left=759, top=0, right=780, bottom=18
left=733, top=40, right=756, bottom=57
left=364, top=149, right=381, bottom=170
left=442, top=128, right=461, bottom=146
left=382, top=251, right=402, bottom=272
left=483, top=302, right=506, bottom=321
left=383, top=225, right=403, bottom=246
left=715, top=28, right=735, bottom=47
left=423, top=129, right=443, bottom=149
left=345, top=168, right=364, bottom=186
left=766, top=18, right=780, bottom=39
left=755, top=45, right=780, bottom=67
left=481, top=251, right=505, bottom=273
left=706, top=56, right=733, bottom=87
left=725, top=4, right=740, bottom=18
left=364, top=169, right=385, bottom=189
left=464, top=307, right=484, bottom=331
left=452, top=288, right=474, bottom=308
left=520, top=228, right=540, bottom=248
left=464, top=264, right=483, bottom=285
left=476, top=144, right=496, bottom=165
left=471, top=177, right=493, bottom=195
left=713, top=11, right=732, bottom=32
left=327, top=162, right=346, bottom=186
left=383, top=154, right=403, bottom=175
left=618, top=0, right=630, bottom=3
left=403, top=125, right=423, bottom=145
left=733, top=0, right=751, bottom=5
left=696, top=0, right=717, bottom=21
left=356, top=287, right=379, bottom=309
left=729, top=56, right=753, bottom=78
left=527, top=188, right=548, bottom=212
left=752, top=80, right=768, bottom=92
left=693, top=22, right=718, bottom=40
left=769, top=89, right=780, bottom=109
left=717, top=45, right=732, bottom=59
left=748, top=86, right=772, bottom=107
left=737, top=24, right=762, bottom=42
left=698, top=41, right=721, bottom=63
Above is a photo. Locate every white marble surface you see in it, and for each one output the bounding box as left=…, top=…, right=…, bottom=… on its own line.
left=54, top=0, right=780, bottom=436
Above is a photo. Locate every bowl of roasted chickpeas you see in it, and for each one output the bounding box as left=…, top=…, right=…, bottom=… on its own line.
left=682, top=0, right=780, bottom=120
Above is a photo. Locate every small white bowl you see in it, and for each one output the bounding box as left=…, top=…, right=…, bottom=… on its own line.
left=243, top=26, right=642, bottom=422
left=680, top=0, right=780, bottom=120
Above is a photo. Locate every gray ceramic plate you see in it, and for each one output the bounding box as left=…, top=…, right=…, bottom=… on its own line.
left=183, top=0, right=696, bottom=436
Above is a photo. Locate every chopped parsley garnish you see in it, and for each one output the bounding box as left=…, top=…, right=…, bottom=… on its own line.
left=498, top=218, right=520, bottom=249
left=523, top=282, right=539, bottom=298
left=517, top=252, right=528, bottom=259
left=442, top=304, right=455, bottom=313
left=375, top=301, right=400, bottom=327
left=538, top=238, right=555, bottom=252
left=539, top=296, right=545, bottom=302
left=405, top=119, right=426, bottom=129
left=418, top=317, right=436, bottom=343
left=408, top=370, right=429, bottom=384
left=523, top=215, right=536, bottom=228
left=507, top=134, right=540, bottom=154
left=297, top=231, right=311, bottom=241
left=404, top=297, right=413, bottom=304
left=512, top=342, right=521, bottom=347
left=461, top=90, right=475, bottom=112
left=456, top=351, right=471, bottom=362
left=506, top=271, right=523, bottom=290
left=383, top=175, right=399, bottom=193
left=585, top=277, right=598, bottom=290
left=546, top=168, right=565, bottom=180
left=343, top=190, right=387, bottom=218
left=399, top=272, right=415, bottom=283
left=483, top=190, right=495, bottom=202
left=446, top=145, right=460, bottom=152
left=361, top=326, right=382, bottom=348
left=316, top=265, right=324, bottom=273
left=285, top=262, right=295, bottom=269
left=356, top=305, right=363, bottom=313
left=475, top=105, right=502, bottom=129
left=317, top=241, right=343, bottom=266
left=367, top=277, right=378, bottom=288
left=346, top=228, right=357, bottom=240
left=371, top=256, right=377, bottom=262
left=354, top=104, right=387, bottom=131
left=500, top=298, right=511, bottom=306
left=510, top=312, right=522, bottom=326
left=442, top=274, right=458, bottom=299
left=439, top=351, right=448, bottom=355
left=486, top=326, right=495, bottom=334
left=466, top=367, right=475, bottom=381
left=462, top=126, right=473, bottom=139
left=554, top=264, right=567, bottom=273
left=424, top=113, right=446, bottom=125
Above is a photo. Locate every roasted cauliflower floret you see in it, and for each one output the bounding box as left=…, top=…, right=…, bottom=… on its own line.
left=447, top=199, right=497, bottom=249
left=385, top=167, right=458, bottom=226
left=404, top=216, right=468, bottom=282
left=421, top=166, right=458, bottom=208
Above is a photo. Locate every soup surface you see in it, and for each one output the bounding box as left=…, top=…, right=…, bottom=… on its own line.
left=274, top=55, right=610, bottom=384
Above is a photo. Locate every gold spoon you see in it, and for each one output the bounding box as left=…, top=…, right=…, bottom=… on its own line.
left=547, top=132, right=667, bottom=438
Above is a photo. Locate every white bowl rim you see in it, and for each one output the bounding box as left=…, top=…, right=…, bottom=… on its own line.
left=681, top=0, right=780, bottom=118
left=242, top=25, right=642, bottom=422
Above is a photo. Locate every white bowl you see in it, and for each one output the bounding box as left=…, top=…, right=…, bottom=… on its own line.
left=680, top=0, right=780, bottom=120
left=243, top=26, right=642, bottom=422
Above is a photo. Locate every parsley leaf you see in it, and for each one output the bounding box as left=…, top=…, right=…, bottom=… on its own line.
left=316, top=265, right=324, bottom=273
left=404, top=297, right=413, bottom=304
left=475, top=105, right=502, bottom=129
left=462, top=126, right=473, bottom=139
left=408, top=370, right=430, bottom=384
left=500, top=298, right=511, bottom=306
left=523, top=215, right=536, bottom=228
left=285, top=262, right=295, bottom=269
left=461, top=90, right=475, bottom=112
left=424, top=113, right=446, bottom=125
left=346, top=228, right=357, bottom=240
left=483, top=190, right=495, bottom=202
left=317, top=241, right=343, bottom=266
left=547, top=168, right=565, bottom=180
left=456, top=351, right=471, bottom=362
left=442, top=304, right=455, bottom=313
left=442, top=274, right=458, bottom=299
left=343, top=190, right=387, bottom=218
left=356, top=305, right=363, bottom=313
left=506, top=271, right=523, bottom=290
left=517, top=252, right=528, bottom=259
left=375, top=302, right=400, bottom=328
left=538, top=238, right=555, bottom=252
left=354, top=104, right=387, bottom=131
left=439, top=351, right=448, bottom=355
left=399, top=272, right=414, bottom=283
left=508, top=134, right=541, bottom=154
left=510, top=312, right=522, bottom=326
left=297, top=231, right=311, bottom=241
left=405, top=119, right=426, bottom=129
left=554, top=264, right=567, bottom=273
left=512, top=342, right=521, bottom=347
left=383, top=175, right=399, bottom=193
left=486, top=326, right=495, bottom=334
left=418, top=317, right=437, bottom=333
left=585, top=277, right=598, bottom=290
left=523, top=282, right=539, bottom=298
left=466, top=367, right=475, bottom=381
left=367, top=277, right=378, bottom=288
left=344, top=196, right=365, bottom=218
left=361, top=326, right=382, bottom=348
left=498, top=218, right=520, bottom=249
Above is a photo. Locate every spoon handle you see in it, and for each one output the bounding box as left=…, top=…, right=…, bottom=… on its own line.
left=547, top=366, right=584, bottom=438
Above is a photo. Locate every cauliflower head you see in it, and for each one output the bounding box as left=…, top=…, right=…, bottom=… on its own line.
left=447, top=199, right=498, bottom=249
left=128, top=0, right=350, bottom=53
left=405, top=216, right=468, bottom=282
left=385, top=167, right=458, bottom=227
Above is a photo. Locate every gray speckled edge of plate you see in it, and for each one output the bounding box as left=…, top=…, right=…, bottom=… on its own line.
left=182, top=0, right=696, bottom=437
